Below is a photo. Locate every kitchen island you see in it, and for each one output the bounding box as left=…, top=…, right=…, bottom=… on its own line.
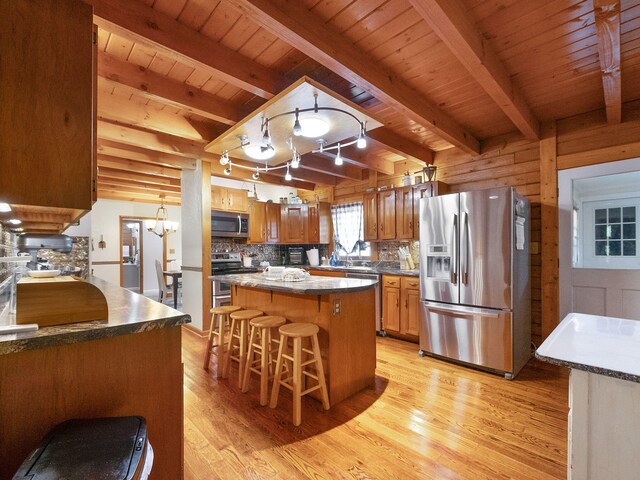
left=537, top=312, right=640, bottom=480
left=214, top=273, right=377, bottom=405
left=0, top=278, right=189, bottom=479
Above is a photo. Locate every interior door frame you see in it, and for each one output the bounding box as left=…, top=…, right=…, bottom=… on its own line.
left=558, top=157, right=640, bottom=319
left=119, top=216, right=168, bottom=293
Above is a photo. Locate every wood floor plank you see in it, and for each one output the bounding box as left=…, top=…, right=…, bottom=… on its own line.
left=182, top=329, right=568, bottom=479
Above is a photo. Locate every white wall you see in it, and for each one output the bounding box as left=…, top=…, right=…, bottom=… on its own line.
left=211, top=175, right=297, bottom=203
left=142, top=227, right=163, bottom=296
left=81, top=199, right=182, bottom=286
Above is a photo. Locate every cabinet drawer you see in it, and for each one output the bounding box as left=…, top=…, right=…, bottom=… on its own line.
left=401, top=277, right=419, bottom=290
left=382, top=275, right=401, bottom=288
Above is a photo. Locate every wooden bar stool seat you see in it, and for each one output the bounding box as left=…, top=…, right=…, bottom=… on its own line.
left=224, top=309, right=263, bottom=385
left=241, top=316, right=287, bottom=405
left=203, top=305, right=242, bottom=377
left=270, top=323, right=330, bottom=426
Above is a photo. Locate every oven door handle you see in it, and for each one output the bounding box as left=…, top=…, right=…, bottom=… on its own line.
left=237, top=215, right=241, bottom=235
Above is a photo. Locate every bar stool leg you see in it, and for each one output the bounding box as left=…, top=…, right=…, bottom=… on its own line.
left=238, top=318, right=248, bottom=386
left=203, top=313, right=216, bottom=370
left=311, top=333, right=330, bottom=410
left=269, top=334, right=286, bottom=409
left=241, top=325, right=258, bottom=393
left=222, top=318, right=237, bottom=379
left=292, top=336, right=303, bottom=426
left=217, top=314, right=227, bottom=379
left=256, top=327, right=268, bottom=405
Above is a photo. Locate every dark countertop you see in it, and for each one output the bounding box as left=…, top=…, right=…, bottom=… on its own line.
left=0, top=277, right=190, bottom=355
left=212, top=272, right=378, bottom=294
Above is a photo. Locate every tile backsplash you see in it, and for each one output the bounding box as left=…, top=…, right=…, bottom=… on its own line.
left=377, top=240, right=420, bottom=265
left=37, top=236, right=90, bottom=278
left=212, top=239, right=330, bottom=265
left=0, top=225, right=17, bottom=320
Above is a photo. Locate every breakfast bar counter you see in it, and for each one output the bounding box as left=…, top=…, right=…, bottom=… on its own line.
left=0, top=278, right=189, bottom=479
left=216, top=273, right=377, bottom=406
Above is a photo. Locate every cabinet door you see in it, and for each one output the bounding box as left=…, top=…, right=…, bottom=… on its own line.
left=282, top=205, right=306, bottom=243
left=307, top=204, right=320, bottom=243
left=363, top=192, right=378, bottom=241
left=0, top=0, right=94, bottom=210
left=248, top=202, right=266, bottom=243
left=211, top=187, right=226, bottom=211
left=396, top=186, right=414, bottom=239
left=265, top=202, right=281, bottom=243
left=378, top=190, right=397, bottom=239
left=383, top=285, right=401, bottom=333
left=402, top=285, right=421, bottom=337
left=226, top=188, right=248, bottom=213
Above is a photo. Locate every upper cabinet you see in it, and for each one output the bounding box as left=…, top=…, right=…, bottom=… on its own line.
left=363, top=192, right=378, bottom=241
left=265, top=202, right=281, bottom=244
left=248, top=202, right=330, bottom=245
left=396, top=186, right=414, bottom=240
left=211, top=186, right=248, bottom=213
left=306, top=202, right=331, bottom=244
left=281, top=204, right=307, bottom=244
left=0, top=0, right=96, bottom=211
left=247, top=201, right=266, bottom=244
left=378, top=190, right=397, bottom=240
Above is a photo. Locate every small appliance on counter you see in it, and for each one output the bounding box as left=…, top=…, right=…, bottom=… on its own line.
left=17, top=234, right=73, bottom=270
left=286, top=246, right=305, bottom=265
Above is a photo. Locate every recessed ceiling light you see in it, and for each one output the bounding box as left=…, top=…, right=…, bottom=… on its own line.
left=0, top=202, right=11, bottom=213
left=299, top=117, right=330, bottom=138
left=245, top=144, right=275, bottom=160
left=8, top=218, right=21, bottom=225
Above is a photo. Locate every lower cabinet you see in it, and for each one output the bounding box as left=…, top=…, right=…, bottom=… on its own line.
left=382, top=275, right=420, bottom=341
left=309, top=270, right=346, bottom=278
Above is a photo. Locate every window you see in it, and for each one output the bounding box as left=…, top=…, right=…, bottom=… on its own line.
left=594, top=206, right=636, bottom=257
left=331, top=202, right=370, bottom=258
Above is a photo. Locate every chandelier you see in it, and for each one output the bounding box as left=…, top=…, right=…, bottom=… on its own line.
left=205, top=78, right=382, bottom=183
left=145, top=198, right=178, bottom=237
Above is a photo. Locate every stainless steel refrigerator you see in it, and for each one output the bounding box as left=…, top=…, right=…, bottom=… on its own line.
left=418, top=186, right=530, bottom=379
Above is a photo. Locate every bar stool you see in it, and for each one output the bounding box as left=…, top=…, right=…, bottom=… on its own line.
left=224, top=309, right=263, bottom=385
left=203, top=305, right=242, bottom=377
left=270, top=323, right=330, bottom=426
left=241, top=315, right=287, bottom=405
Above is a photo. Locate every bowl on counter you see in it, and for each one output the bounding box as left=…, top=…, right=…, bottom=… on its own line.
left=28, top=270, right=61, bottom=278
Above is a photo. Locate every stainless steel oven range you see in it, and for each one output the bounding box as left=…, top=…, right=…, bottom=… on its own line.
left=211, top=252, right=258, bottom=308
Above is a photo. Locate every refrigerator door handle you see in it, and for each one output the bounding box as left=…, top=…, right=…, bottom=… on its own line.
left=423, top=301, right=501, bottom=318
left=462, top=212, right=469, bottom=285
left=451, top=214, right=458, bottom=285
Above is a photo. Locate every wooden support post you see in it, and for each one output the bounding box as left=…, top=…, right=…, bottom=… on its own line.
left=540, top=122, right=559, bottom=340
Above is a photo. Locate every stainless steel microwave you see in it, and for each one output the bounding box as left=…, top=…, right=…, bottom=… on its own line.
left=211, top=211, right=249, bottom=238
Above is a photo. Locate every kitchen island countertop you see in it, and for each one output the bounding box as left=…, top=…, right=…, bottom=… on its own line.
left=0, top=277, right=190, bottom=355
left=210, top=272, right=378, bottom=295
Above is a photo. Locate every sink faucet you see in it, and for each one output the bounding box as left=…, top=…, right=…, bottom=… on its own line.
left=345, top=251, right=353, bottom=267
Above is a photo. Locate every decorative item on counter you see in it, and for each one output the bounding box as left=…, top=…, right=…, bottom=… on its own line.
left=241, top=250, right=257, bottom=268
left=402, top=171, right=412, bottom=186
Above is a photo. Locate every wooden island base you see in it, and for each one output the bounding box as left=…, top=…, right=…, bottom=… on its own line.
left=232, top=285, right=376, bottom=406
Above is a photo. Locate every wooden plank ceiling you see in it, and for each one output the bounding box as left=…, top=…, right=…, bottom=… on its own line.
left=84, top=0, right=638, bottom=204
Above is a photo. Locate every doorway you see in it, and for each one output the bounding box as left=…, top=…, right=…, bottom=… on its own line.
left=120, top=216, right=166, bottom=296
left=558, top=157, right=640, bottom=320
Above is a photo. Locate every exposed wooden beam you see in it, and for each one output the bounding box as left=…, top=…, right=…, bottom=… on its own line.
left=98, top=181, right=181, bottom=199
left=97, top=154, right=182, bottom=178
left=97, top=190, right=181, bottom=206
left=229, top=0, right=480, bottom=154
left=366, top=129, right=434, bottom=165
left=97, top=54, right=243, bottom=126
left=97, top=176, right=181, bottom=194
left=300, top=154, right=363, bottom=180
left=593, top=0, right=622, bottom=124
left=97, top=93, right=209, bottom=141
left=97, top=140, right=196, bottom=170
left=98, top=120, right=205, bottom=158
left=316, top=148, right=395, bottom=176
left=86, top=0, right=279, bottom=98
left=98, top=167, right=181, bottom=187
left=409, top=0, right=540, bottom=140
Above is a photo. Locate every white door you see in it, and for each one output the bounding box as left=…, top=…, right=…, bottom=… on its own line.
left=559, top=158, right=640, bottom=320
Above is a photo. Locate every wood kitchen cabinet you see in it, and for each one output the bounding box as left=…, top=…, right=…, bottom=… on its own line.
left=265, top=202, right=281, bottom=243
left=382, top=275, right=420, bottom=342
left=247, top=201, right=266, bottom=243
left=396, top=186, right=414, bottom=239
left=307, top=202, right=331, bottom=244
left=378, top=190, right=397, bottom=240
left=363, top=192, right=378, bottom=241
left=0, top=0, right=96, bottom=212
left=413, top=182, right=449, bottom=240
left=281, top=204, right=307, bottom=244
left=211, top=186, right=248, bottom=213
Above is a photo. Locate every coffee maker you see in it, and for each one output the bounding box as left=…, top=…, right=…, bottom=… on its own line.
left=286, top=246, right=305, bottom=265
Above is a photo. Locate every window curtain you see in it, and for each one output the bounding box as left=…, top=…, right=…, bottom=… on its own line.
left=331, top=202, right=366, bottom=254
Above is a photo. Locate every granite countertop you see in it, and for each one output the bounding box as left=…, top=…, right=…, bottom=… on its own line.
left=0, top=277, right=190, bottom=355
left=211, top=272, right=378, bottom=294
left=308, top=265, right=419, bottom=277
left=536, top=312, right=640, bottom=383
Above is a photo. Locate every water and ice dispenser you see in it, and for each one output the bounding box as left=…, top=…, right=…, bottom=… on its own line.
left=425, top=244, right=452, bottom=280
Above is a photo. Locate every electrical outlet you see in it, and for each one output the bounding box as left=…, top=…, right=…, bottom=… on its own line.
left=333, top=299, right=341, bottom=316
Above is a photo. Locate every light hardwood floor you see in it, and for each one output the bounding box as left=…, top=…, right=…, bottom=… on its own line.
left=183, top=329, right=568, bottom=480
